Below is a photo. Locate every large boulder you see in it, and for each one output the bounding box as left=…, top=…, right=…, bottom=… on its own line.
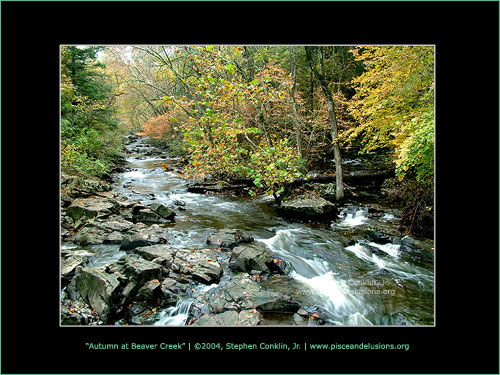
left=61, top=175, right=111, bottom=201
left=207, top=229, right=253, bottom=250
left=229, top=242, right=286, bottom=275
left=122, top=224, right=169, bottom=247
left=74, top=218, right=168, bottom=247
left=135, top=245, right=223, bottom=285
left=191, top=310, right=261, bottom=326
left=278, top=196, right=337, bottom=220
left=134, top=208, right=166, bottom=223
left=160, top=278, right=190, bottom=304
left=399, top=236, right=434, bottom=267
left=149, top=203, right=175, bottom=220
left=73, top=226, right=109, bottom=245
left=173, top=248, right=223, bottom=284
left=72, top=267, right=122, bottom=322
left=135, top=280, right=163, bottom=303
left=89, top=215, right=136, bottom=233
left=120, top=256, right=166, bottom=286
left=61, top=256, right=87, bottom=281
left=60, top=297, right=99, bottom=325
left=187, top=180, right=229, bottom=193
left=66, top=196, right=120, bottom=222
left=200, top=275, right=300, bottom=314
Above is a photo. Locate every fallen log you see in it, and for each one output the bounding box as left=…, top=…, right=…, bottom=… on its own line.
left=188, top=169, right=395, bottom=194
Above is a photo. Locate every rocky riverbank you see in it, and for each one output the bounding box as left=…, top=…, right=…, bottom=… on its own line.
left=61, top=134, right=434, bottom=326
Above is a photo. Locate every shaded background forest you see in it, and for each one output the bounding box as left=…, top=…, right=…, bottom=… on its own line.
left=61, top=45, right=434, bottom=236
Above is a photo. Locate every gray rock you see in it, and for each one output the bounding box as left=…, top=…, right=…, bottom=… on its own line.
left=121, top=256, right=166, bottom=285
left=72, top=267, right=122, bottom=322
left=191, top=310, right=261, bottom=326
left=134, top=208, right=166, bottom=223
left=207, top=229, right=253, bottom=250
left=136, top=280, right=162, bottom=303
left=135, top=245, right=223, bottom=285
left=174, top=248, right=223, bottom=284
left=60, top=299, right=99, bottom=325
left=400, top=236, right=434, bottom=267
left=61, top=256, right=87, bottom=280
left=229, top=242, right=285, bottom=275
left=279, top=196, right=337, bottom=220
left=120, top=238, right=154, bottom=251
left=104, top=231, right=126, bottom=244
left=293, top=313, right=307, bottom=325
left=66, top=196, right=120, bottom=222
left=364, top=230, right=392, bottom=244
left=203, top=275, right=300, bottom=314
left=73, top=226, right=108, bottom=245
left=88, top=215, right=135, bottom=233
left=121, top=281, right=138, bottom=300
left=160, top=278, right=189, bottom=304
left=150, top=203, right=175, bottom=220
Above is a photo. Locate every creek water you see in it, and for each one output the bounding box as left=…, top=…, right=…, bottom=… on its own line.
left=64, top=137, right=434, bottom=326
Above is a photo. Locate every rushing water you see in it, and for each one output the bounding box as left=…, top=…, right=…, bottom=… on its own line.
left=64, top=137, right=434, bottom=326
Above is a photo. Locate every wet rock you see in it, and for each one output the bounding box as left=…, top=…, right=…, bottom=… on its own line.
left=121, top=256, right=166, bottom=286
left=399, top=236, right=434, bottom=267
left=293, top=313, right=307, bottom=325
left=135, top=245, right=223, bottom=285
left=174, top=248, right=223, bottom=284
left=73, top=226, right=109, bottom=245
left=136, top=280, right=163, bottom=303
left=229, top=242, right=286, bottom=275
left=160, top=278, right=189, bottom=304
left=90, top=215, right=136, bottom=233
left=104, top=231, right=126, bottom=244
left=187, top=180, right=229, bottom=193
left=364, top=230, right=392, bottom=244
left=121, top=281, right=138, bottom=301
left=191, top=310, right=261, bottom=326
left=77, top=178, right=112, bottom=195
left=362, top=243, right=388, bottom=257
left=120, top=202, right=146, bottom=221
left=61, top=175, right=112, bottom=200
left=61, top=256, right=87, bottom=280
left=392, top=311, right=424, bottom=326
left=134, top=244, right=177, bottom=265
left=201, top=275, right=300, bottom=315
left=278, top=196, right=337, bottom=220
left=66, top=196, right=120, bottom=222
left=129, top=224, right=169, bottom=245
left=149, top=203, right=175, bottom=220
left=61, top=228, right=72, bottom=240
left=134, top=208, right=167, bottom=223
left=61, top=215, right=73, bottom=230
left=61, top=248, right=95, bottom=259
left=60, top=298, right=100, bottom=325
left=120, top=238, right=155, bottom=251
left=207, top=229, right=254, bottom=250
left=72, top=213, right=169, bottom=246
left=72, top=267, right=122, bottom=322
left=61, top=192, right=74, bottom=208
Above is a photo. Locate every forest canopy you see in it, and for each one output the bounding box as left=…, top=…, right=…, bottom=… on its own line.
left=61, top=45, right=434, bottom=234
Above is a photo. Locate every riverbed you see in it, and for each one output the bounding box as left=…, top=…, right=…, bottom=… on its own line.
left=61, top=136, right=434, bottom=326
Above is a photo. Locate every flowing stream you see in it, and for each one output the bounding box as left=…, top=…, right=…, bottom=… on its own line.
left=64, top=137, right=434, bottom=326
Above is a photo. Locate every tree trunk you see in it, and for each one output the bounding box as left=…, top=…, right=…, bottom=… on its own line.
left=289, top=47, right=303, bottom=156
left=305, top=46, right=344, bottom=200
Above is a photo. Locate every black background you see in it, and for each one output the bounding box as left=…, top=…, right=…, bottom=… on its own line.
left=2, top=1, right=499, bottom=374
